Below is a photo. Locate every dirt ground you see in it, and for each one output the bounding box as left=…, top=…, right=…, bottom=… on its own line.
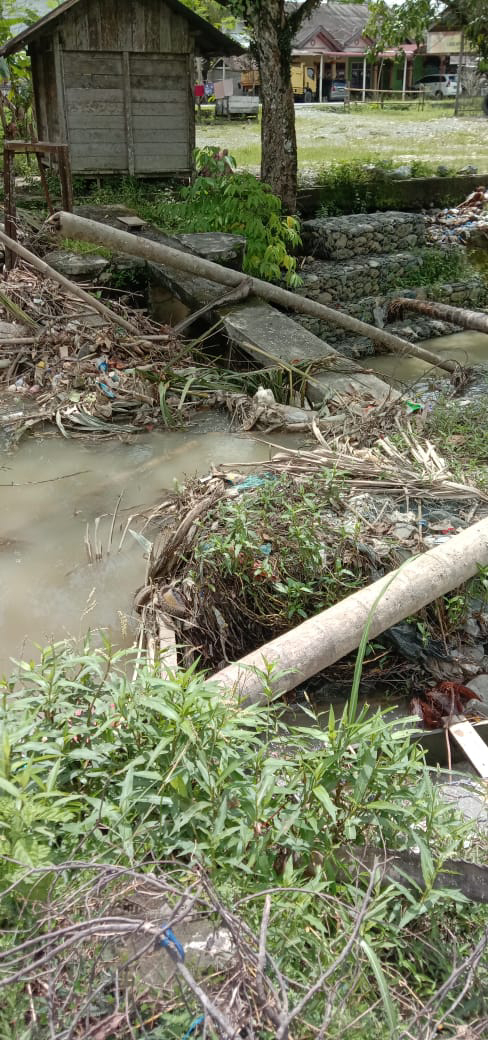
left=196, top=104, right=488, bottom=174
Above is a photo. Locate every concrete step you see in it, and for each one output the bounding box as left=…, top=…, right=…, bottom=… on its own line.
left=298, top=252, right=425, bottom=305
left=301, top=211, right=425, bottom=261
left=218, top=298, right=399, bottom=407
left=148, top=259, right=399, bottom=406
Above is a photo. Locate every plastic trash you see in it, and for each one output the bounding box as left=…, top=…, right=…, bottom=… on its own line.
left=97, top=381, right=116, bottom=399
left=233, top=474, right=276, bottom=493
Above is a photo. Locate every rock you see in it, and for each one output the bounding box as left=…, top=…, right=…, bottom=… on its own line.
left=457, top=164, right=478, bottom=175
left=317, top=290, right=333, bottom=304
left=436, top=164, right=450, bottom=177
left=390, top=165, right=413, bottom=179
left=463, top=617, right=481, bottom=638
left=391, top=523, right=415, bottom=541
left=45, top=249, right=109, bottom=280
left=466, top=673, right=488, bottom=705
left=440, top=781, right=488, bottom=828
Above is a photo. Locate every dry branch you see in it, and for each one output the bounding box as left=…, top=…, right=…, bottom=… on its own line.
left=392, top=295, right=488, bottom=335
left=0, top=228, right=141, bottom=335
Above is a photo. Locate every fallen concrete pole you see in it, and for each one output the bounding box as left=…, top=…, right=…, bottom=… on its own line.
left=211, top=517, right=488, bottom=703
left=54, top=211, right=459, bottom=375
left=0, top=228, right=141, bottom=336
left=392, top=296, right=488, bottom=336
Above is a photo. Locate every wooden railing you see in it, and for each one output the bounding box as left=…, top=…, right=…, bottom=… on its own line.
left=345, top=86, right=426, bottom=110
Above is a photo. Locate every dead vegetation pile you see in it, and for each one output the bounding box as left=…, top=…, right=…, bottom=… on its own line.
left=136, top=427, right=488, bottom=675
left=0, top=263, right=398, bottom=443
left=0, top=264, right=187, bottom=440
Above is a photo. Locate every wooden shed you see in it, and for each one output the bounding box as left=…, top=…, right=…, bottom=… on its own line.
left=0, top=0, right=241, bottom=176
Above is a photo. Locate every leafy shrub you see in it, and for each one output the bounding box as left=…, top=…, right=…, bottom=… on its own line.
left=1, top=643, right=487, bottom=1036
left=0, top=641, right=472, bottom=881
left=312, top=159, right=462, bottom=216
left=182, top=147, right=302, bottom=286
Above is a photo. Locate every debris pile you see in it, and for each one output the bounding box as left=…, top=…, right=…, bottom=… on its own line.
left=0, top=265, right=399, bottom=443
left=0, top=264, right=189, bottom=440
left=137, top=429, right=488, bottom=685
left=426, top=185, right=488, bottom=248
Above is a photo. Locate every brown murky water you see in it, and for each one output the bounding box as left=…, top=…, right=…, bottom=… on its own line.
left=368, top=330, right=488, bottom=385
left=0, top=425, right=283, bottom=676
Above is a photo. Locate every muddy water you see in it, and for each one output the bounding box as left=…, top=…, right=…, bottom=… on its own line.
left=368, top=330, right=488, bottom=386
left=0, top=423, right=282, bottom=676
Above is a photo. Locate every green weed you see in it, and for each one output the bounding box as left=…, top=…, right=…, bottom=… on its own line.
left=0, top=640, right=486, bottom=1035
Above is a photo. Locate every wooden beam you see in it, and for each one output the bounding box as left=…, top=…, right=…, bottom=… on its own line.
left=53, top=32, right=68, bottom=143
left=4, top=140, right=66, bottom=153
left=58, top=144, right=73, bottom=212
left=3, top=149, right=16, bottom=270
left=448, top=717, right=488, bottom=778
left=122, top=51, right=135, bottom=176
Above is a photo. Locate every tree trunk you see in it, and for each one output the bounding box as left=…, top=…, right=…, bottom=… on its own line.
left=211, top=517, right=488, bottom=704
left=392, top=296, right=488, bottom=336
left=247, top=0, right=297, bottom=213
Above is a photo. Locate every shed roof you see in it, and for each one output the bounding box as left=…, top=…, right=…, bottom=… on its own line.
left=0, top=0, right=243, bottom=57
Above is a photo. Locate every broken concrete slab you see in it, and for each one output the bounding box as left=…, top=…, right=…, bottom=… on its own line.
left=148, top=258, right=221, bottom=309
left=148, top=262, right=400, bottom=406
left=308, top=369, right=401, bottom=407
left=219, top=297, right=341, bottom=366
left=219, top=298, right=400, bottom=406
left=176, top=231, right=246, bottom=266
left=45, top=249, right=109, bottom=280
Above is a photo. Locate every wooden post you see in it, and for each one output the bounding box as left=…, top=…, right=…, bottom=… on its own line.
left=57, top=145, right=73, bottom=212
left=455, top=29, right=464, bottom=117
left=122, top=51, right=135, bottom=176
left=362, top=56, right=367, bottom=101
left=53, top=32, right=68, bottom=142
left=3, top=148, right=16, bottom=271
left=188, top=48, right=196, bottom=170
left=319, top=53, right=323, bottom=102
left=35, top=150, right=54, bottom=214
left=402, top=52, right=408, bottom=100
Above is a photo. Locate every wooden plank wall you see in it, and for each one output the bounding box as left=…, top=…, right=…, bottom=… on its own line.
left=130, top=53, right=190, bottom=173
left=59, top=0, right=190, bottom=54
left=33, top=0, right=195, bottom=175
left=63, top=51, right=127, bottom=170
left=63, top=50, right=191, bottom=174
left=30, top=42, right=60, bottom=141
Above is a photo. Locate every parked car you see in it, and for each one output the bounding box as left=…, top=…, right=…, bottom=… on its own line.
left=414, top=74, right=458, bottom=98
left=329, top=80, right=346, bottom=101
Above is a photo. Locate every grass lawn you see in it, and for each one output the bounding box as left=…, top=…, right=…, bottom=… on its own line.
left=196, top=102, right=488, bottom=176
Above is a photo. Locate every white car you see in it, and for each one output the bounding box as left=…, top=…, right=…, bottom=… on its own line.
left=414, top=73, right=458, bottom=98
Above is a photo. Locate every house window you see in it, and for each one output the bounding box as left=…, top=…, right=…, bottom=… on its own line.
left=351, top=60, right=370, bottom=88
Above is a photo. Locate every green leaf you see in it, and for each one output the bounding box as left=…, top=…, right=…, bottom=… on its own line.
left=0, top=776, right=20, bottom=797
left=416, top=834, right=435, bottom=887
left=360, top=939, right=398, bottom=1035
left=159, top=381, right=174, bottom=426
left=312, top=785, right=337, bottom=822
